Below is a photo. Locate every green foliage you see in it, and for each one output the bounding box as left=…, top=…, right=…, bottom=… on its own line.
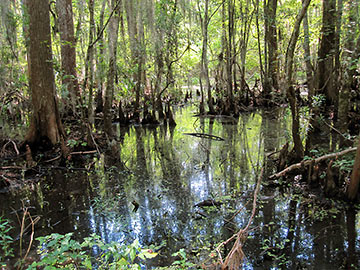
left=311, top=94, right=326, bottom=108
left=171, top=249, right=197, bottom=269
left=260, top=238, right=290, bottom=266
left=27, top=233, right=158, bottom=270
left=0, top=216, right=14, bottom=265
left=67, top=139, right=87, bottom=148
left=333, top=157, right=354, bottom=174
left=155, top=248, right=199, bottom=270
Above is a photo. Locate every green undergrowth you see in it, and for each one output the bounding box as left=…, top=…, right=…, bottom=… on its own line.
left=0, top=218, right=201, bottom=270
left=27, top=233, right=159, bottom=270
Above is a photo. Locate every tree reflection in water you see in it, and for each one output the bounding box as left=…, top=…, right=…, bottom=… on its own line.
left=0, top=106, right=359, bottom=269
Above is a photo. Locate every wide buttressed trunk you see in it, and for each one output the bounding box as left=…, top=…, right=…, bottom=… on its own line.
left=25, top=0, right=64, bottom=146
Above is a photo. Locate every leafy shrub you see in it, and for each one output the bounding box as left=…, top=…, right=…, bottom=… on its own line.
left=27, top=233, right=158, bottom=270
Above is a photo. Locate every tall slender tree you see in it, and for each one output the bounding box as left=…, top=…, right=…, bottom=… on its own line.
left=285, top=0, right=311, bottom=161
left=56, top=0, right=81, bottom=116
left=302, top=1, right=314, bottom=101
left=87, top=0, right=96, bottom=124
left=104, top=0, right=121, bottom=136
left=0, top=0, right=18, bottom=61
left=198, top=0, right=215, bottom=115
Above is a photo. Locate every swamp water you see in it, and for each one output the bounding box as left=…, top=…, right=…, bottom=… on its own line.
left=1, top=107, right=360, bottom=269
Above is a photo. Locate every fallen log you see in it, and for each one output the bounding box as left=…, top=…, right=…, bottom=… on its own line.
left=269, top=147, right=357, bottom=179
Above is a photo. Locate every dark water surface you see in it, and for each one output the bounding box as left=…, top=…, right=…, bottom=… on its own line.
left=1, top=107, right=359, bottom=269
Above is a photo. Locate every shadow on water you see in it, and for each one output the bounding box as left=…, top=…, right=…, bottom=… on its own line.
left=1, top=106, right=360, bottom=269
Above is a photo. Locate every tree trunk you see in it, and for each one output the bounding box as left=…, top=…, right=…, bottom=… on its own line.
left=255, top=0, right=265, bottom=94
left=1, top=0, right=18, bottom=61
left=333, top=0, right=343, bottom=114
left=198, top=0, right=214, bottom=115
left=302, top=3, right=314, bottom=102
left=264, top=0, right=279, bottom=95
left=25, top=0, right=64, bottom=146
left=104, top=0, right=120, bottom=136
left=155, top=48, right=165, bottom=119
left=152, top=0, right=165, bottom=120
left=95, top=0, right=108, bottom=114
left=125, top=0, right=141, bottom=121
left=338, top=1, right=358, bottom=136
left=56, top=0, right=81, bottom=116
left=226, top=0, right=235, bottom=113
left=136, top=5, right=146, bottom=122
left=347, top=136, right=360, bottom=200
left=317, top=0, right=337, bottom=107
left=285, top=0, right=311, bottom=161
left=239, top=0, right=252, bottom=101
left=86, top=0, right=96, bottom=125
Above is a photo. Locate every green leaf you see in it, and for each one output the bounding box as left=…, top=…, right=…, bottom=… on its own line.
left=129, top=247, right=137, bottom=262
left=140, top=249, right=158, bottom=259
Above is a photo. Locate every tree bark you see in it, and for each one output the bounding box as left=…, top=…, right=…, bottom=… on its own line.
left=264, top=0, right=279, bottom=94
left=317, top=0, right=337, bottom=107
left=302, top=4, right=314, bottom=102
left=338, top=1, right=358, bottom=136
left=56, top=0, right=81, bottom=116
left=25, top=0, right=64, bottom=146
left=347, top=137, right=360, bottom=200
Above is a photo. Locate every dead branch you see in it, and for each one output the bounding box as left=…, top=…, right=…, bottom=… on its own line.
left=224, top=201, right=250, bottom=224
left=269, top=147, right=357, bottom=179
left=87, top=123, right=101, bottom=155
left=44, top=150, right=97, bottom=163
left=88, top=0, right=121, bottom=49
left=183, top=133, right=225, bottom=141
left=16, top=204, right=40, bottom=270
left=44, top=155, right=61, bottom=163
left=0, top=166, right=24, bottom=170
left=216, top=169, right=263, bottom=270
left=323, top=120, right=354, bottom=144
left=70, top=150, right=97, bottom=155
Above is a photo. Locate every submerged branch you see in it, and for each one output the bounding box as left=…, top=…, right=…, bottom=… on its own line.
left=269, top=147, right=357, bottom=179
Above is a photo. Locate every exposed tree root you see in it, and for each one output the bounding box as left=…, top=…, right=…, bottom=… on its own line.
left=1, top=139, right=20, bottom=156
left=269, top=147, right=357, bottom=179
